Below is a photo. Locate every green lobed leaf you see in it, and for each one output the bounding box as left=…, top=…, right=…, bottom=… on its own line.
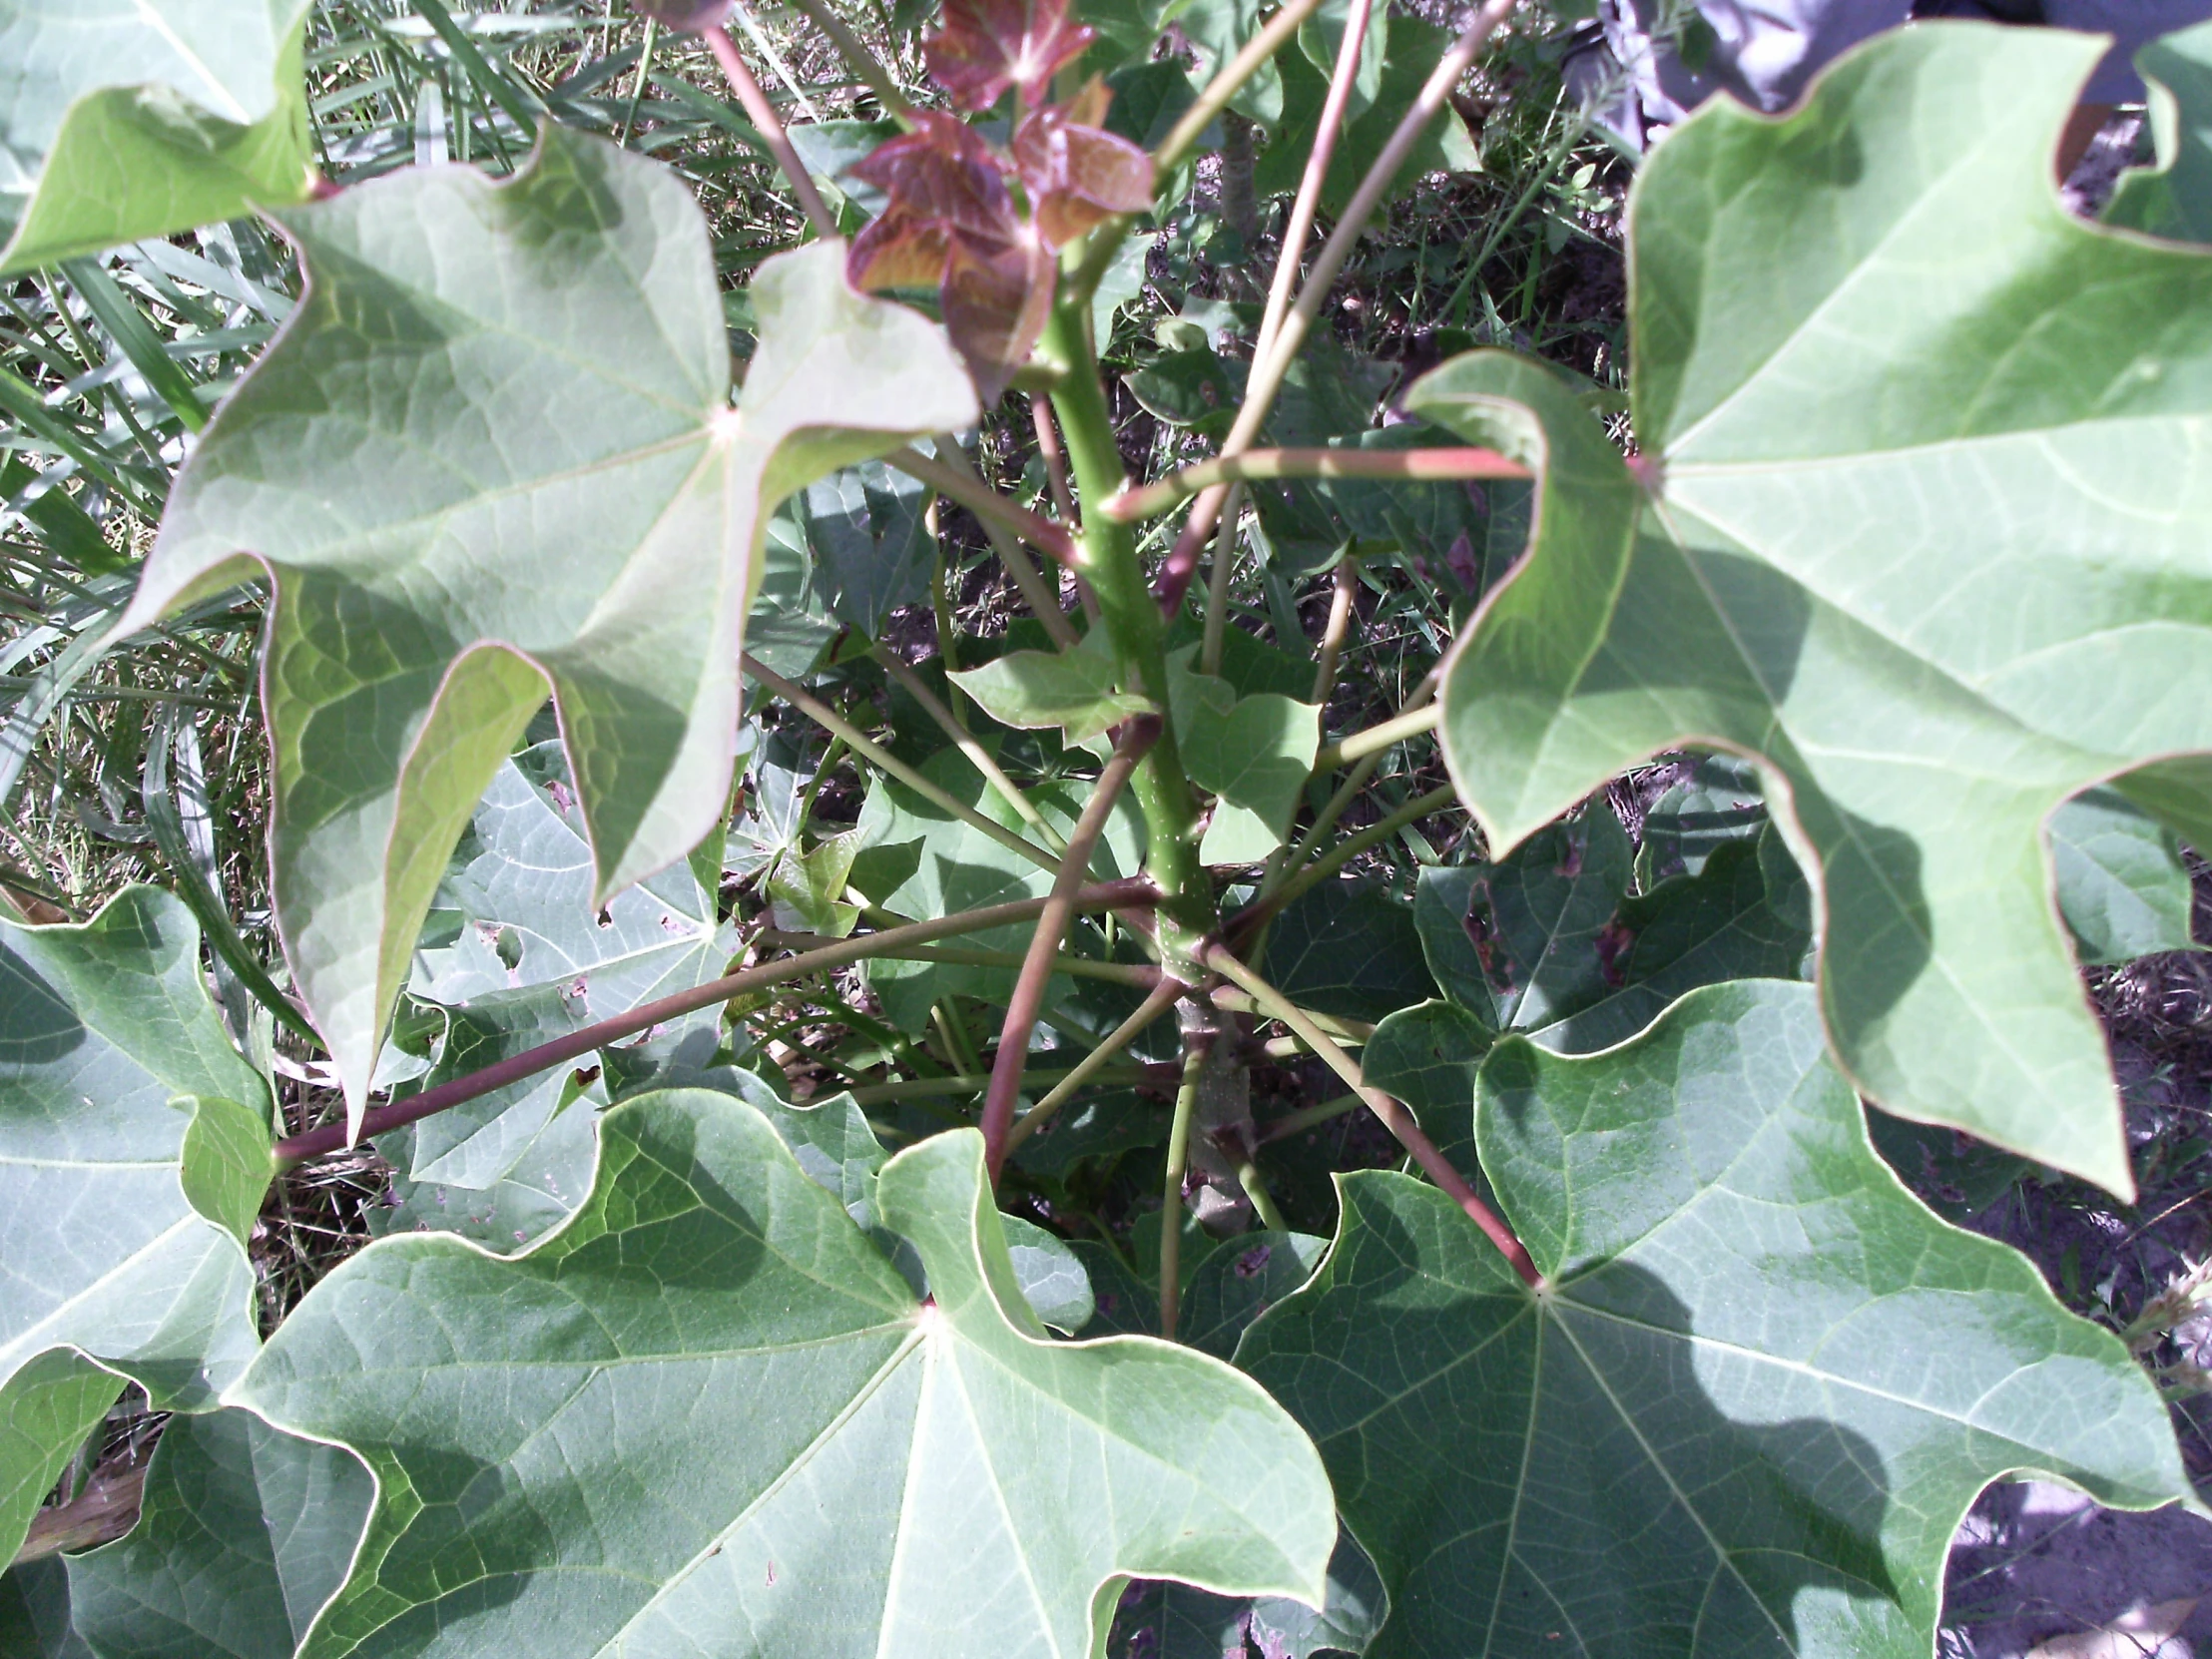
left=797, top=458, right=933, bottom=639
left=1239, top=980, right=2193, bottom=1659
left=2105, top=19, right=2212, bottom=243
left=949, top=628, right=1157, bottom=742
left=0, top=887, right=272, bottom=1563
left=1252, top=19, right=1477, bottom=216
left=0, top=1, right=314, bottom=276
left=235, top=1095, right=1336, bottom=1656
left=111, top=125, right=977, bottom=1133
left=2047, top=787, right=2201, bottom=964
left=1167, top=646, right=1322, bottom=865
left=58, top=1407, right=374, bottom=1659
left=1424, top=24, right=2212, bottom=1193
left=1264, top=879, right=1434, bottom=1024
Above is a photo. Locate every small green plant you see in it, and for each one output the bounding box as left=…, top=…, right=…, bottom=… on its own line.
left=5, top=2, right=2212, bottom=1655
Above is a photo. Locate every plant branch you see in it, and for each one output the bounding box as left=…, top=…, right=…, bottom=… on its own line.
left=1312, top=702, right=1439, bottom=773
left=889, top=444, right=1080, bottom=570
left=875, top=649, right=1068, bottom=851
left=1258, top=1090, right=1363, bottom=1143
left=12, top=1465, right=145, bottom=1566
left=1204, top=945, right=1541, bottom=1287
left=1154, top=0, right=1518, bottom=594
left=742, top=653, right=1062, bottom=874
left=1159, top=1034, right=1212, bottom=1339
left=1109, top=446, right=1526, bottom=524
left=1312, top=553, right=1359, bottom=706
left=1199, top=481, right=1244, bottom=676
left=1231, top=0, right=1516, bottom=453
left=757, top=930, right=1155, bottom=983
left=1031, top=396, right=1078, bottom=528
left=983, top=717, right=1159, bottom=1177
left=1040, top=297, right=1211, bottom=970
left=848, top=1062, right=1159, bottom=1106
left=1257, top=0, right=1376, bottom=358
left=705, top=27, right=838, bottom=239
left=273, top=878, right=1158, bottom=1164
left=1003, top=975, right=1185, bottom=1152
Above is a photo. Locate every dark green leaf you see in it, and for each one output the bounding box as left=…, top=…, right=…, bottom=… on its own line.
left=1240, top=981, right=2191, bottom=1659
left=62, top=1408, right=372, bottom=1659
left=1264, top=879, right=1434, bottom=1024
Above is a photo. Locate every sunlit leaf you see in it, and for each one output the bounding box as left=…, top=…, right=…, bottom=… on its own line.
left=950, top=627, right=1156, bottom=741
left=923, top=0, right=1095, bottom=110
left=0, top=1, right=314, bottom=276
left=1426, top=26, right=2212, bottom=1193
left=1241, top=980, right=2193, bottom=1659
left=237, top=1098, right=1336, bottom=1655
left=0, top=888, right=271, bottom=1562
left=113, top=127, right=976, bottom=1129
left=1012, top=89, right=1154, bottom=247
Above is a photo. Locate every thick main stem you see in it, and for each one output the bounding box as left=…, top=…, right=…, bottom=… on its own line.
left=1040, top=296, right=1211, bottom=973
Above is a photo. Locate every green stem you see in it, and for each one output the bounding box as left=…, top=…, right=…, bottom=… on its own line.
left=1158, top=1036, right=1210, bottom=1340
left=1040, top=298, right=1210, bottom=970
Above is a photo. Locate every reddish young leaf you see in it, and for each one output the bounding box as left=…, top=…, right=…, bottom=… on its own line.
left=943, top=229, right=1057, bottom=402
left=845, top=113, right=1056, bottom=401
left=923, top=0, right=1094, bottom=110
left=1012, top=88, right=1155, bottom=248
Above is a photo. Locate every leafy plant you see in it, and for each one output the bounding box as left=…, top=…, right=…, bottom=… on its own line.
left=3, top=2, right=2210, bottom=1655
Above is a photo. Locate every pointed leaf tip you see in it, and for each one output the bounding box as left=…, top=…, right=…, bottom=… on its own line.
left=1419, top=25, right=2212, bottom=1194
left=113, top=127, right=973, bottom=1122
left=235, top=1096, right=1336, bottom=1652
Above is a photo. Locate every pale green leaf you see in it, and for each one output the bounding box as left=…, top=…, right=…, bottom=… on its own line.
left=950, top=629, right=1155, bottom=743
left=1426, top=25, right=2212, bottom=1192
left=112, top=125, right=977, bottom=1130
left=1240, top=981, right=2192, bottom=1659
left=2105, top=19, right=2212, bottom=243
left=0, top=887, right=271, bottom=1562
left=0, top=1, right=313, bottom=275
left=235, top=1097, right=1335, bottom=1656
left=2048, top=788, right=2200, bottom=965
left=1168, top=646, right=1321, bottom=865
left=61, top=1407, right=373, bottom=1659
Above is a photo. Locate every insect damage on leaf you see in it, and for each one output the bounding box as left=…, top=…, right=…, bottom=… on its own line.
left=923, top=0, right=1095, bottom=110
